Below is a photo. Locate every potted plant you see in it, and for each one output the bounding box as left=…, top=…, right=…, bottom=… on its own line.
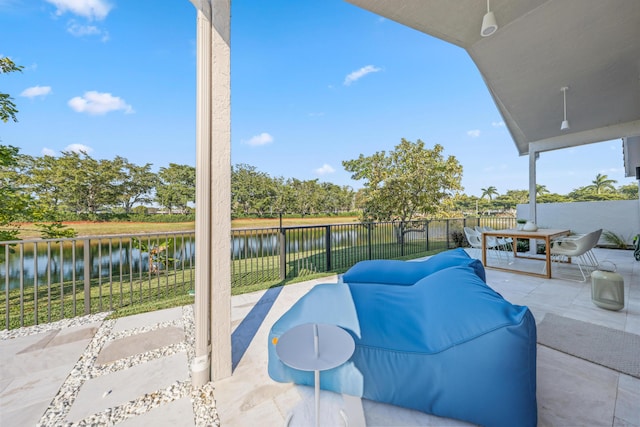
left=516, top=218, right=527, bottom=230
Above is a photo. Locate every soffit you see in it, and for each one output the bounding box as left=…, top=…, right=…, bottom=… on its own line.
left=345, top=0, right=640, bottom=155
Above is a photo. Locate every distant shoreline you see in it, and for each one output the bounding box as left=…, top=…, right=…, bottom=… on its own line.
left=12, top=216, right=361, bottom=239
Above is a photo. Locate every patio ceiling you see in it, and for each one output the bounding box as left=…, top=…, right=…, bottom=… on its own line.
left=345, top=0, right=640, bottom=157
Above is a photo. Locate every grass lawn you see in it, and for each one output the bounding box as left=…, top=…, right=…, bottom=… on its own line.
left=5, top=215, right=455, bottom=329
left=231, top=216, right=360, bottom=229
left=2, top=243, right=443, bottom=329
left=14, top=216, right=360, bottom=239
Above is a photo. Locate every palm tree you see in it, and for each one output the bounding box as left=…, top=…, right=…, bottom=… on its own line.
left=536, top=184, right=550, bottom=197
left=587, top=173, right=617, bottom=194
left=480, top=186, right=499, bottom=200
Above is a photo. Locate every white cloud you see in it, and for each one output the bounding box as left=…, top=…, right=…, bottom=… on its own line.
left=65, top=143, right=93, bottom=153
left=315, top=164, right=335, bottom=175
left=245, top=132, right=274, bottom=146
left=45, top=0, right=112, bottom=21
left=65, top=20, right=109, bottom=40
left=344, top=65, right=381, bottom=86
left=67, top=21, right=99, bottom=36
left=41, top=148, right=56, bottom=156
left=491, top=121, right=505, bottom=127
left=68, top=91, right=134, bottom=115
left=467, top=129, right=481, bottom=138
left=20, top=85, right=52, bottom=98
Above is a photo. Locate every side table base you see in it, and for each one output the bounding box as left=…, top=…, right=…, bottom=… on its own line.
left=283, top=388, right=365, bottom=427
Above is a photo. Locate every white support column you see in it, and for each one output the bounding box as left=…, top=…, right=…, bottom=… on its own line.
left=191, top=0, right=232, bottom=386
left=528, top=149, right=537, bottom=223
left=192, top=5, right=212, bottom=387
left=528, top=149, right=538, bottom=257
left=209, top=0, right=232, bottom=381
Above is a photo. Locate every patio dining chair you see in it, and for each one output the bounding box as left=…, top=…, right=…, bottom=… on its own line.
left=477, top=226, right=514, bottom=262
left=475, top=226, right=511, bottom=263
left=552, top=231, right=600, bottom=268
left=464, top=227, right=503, bottom=263
left=549, top=229, right=602, bottom=281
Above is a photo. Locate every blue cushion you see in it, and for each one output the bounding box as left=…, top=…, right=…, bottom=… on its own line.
left=342, top=247, right=485, bottom=284
left=268, top=265, right=537, bottom=427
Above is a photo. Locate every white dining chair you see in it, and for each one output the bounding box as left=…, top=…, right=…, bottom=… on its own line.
left=548, top=229, right=602, bottom=281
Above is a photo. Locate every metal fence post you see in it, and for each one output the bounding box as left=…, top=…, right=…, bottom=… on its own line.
left=279, top=228, right=286, bottom=280
left=325, top=225, right=332, bottom=271
left=84, top=238, right=91, bottom=315
left=367, top=224, right=373, bottom=260
left=33, top=242, right=38, bottom=325
left=446, top=219, right=450, bottom=249
left=425, top=220, right=430, bottom=251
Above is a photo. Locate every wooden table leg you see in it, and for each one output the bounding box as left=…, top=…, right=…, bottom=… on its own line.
left=545, top=236, right=552, bottom=279
left=482, top=234, right=487, bottom=266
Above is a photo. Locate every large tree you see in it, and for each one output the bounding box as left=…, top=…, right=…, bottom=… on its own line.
left=231, top=164, right=277, bottom=216
left=1, top=57, right=23, bottom=123
left=23, top=154, right=67, bottom=215
left=318, top=182, right=354, bottom=214
left=586, top=173, right=617, bottom=194
left=342, top=138, right=463, bottom=223
left=288, top=178, right=322, bottom=217
left=53, top=151, right=122, bottom=214
left=617, top=183, right=639, bottom=199
left=156, top=163, right=196, bottom=213
left=480, top=186, right=499, bottom=200
left=0, top=145, right=29, bottom=241
left=536, top=184, right=550, bottom=196
left=113, top=157, right=157, bottom=213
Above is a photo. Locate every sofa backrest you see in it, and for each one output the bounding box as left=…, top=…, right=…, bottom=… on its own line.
left=342, top=248, right=486, bottom=285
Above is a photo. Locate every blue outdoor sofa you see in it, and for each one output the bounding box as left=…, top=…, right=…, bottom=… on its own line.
left=268, top=248, right=537, bottom=427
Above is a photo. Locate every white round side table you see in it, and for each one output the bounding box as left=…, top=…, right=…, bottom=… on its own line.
left=276, top=323, right=355, bottom=427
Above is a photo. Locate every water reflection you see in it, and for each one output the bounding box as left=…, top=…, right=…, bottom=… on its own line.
left=1, top=238, right=195, bottom=291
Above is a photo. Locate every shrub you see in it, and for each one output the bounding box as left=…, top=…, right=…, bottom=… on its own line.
left=602, top=230, right=630, bottom=249
left=450, top=230, right=467, bottom=248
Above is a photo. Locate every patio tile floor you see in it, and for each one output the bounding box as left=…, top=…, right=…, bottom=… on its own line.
left=0, top=247, right=638, bottom=426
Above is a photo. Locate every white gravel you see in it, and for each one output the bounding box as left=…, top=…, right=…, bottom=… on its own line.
left=2, top=306, right=220, bottom=426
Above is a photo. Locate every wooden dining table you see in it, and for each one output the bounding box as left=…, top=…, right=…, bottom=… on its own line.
left=481, top=228, right=571, bottom=279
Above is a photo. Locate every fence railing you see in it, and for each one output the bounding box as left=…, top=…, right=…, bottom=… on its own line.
left=1, top=216, right=514, bottom=329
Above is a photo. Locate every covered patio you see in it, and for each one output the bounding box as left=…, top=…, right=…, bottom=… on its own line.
left=1, top=247, right=638, bottom=425
left=191, top=0, right=640, bottom=389
left=178, top=0, right=640, bottom=424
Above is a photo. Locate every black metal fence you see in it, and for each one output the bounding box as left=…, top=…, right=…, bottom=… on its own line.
left=2, top=216, right=514, bottom=329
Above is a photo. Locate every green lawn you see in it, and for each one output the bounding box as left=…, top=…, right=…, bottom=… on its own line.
left=4, top=216, right=463, bottom=329
left=2, top=243, right=446, bottom=329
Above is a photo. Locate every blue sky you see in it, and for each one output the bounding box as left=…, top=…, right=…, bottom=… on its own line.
left=1, top=0, right=635, bottom=197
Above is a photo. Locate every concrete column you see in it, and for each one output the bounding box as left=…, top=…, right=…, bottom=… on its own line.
left=528, top=149, right=538, bottom=256
left=209, top=0, right=232, bottom=382
left=528, top=149, right=538, bottom=223
left=191, top=0, right=232, bottom=386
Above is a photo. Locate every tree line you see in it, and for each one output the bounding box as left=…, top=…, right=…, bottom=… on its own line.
left=232, top=164, right=354, bottom=217
left=454, top=175, right=637, bottom=216
left=2, top=142, right=637, bottom=225
left=2, top=149, right=193, bottom=216
left=0, top=146, right=356, bottom=220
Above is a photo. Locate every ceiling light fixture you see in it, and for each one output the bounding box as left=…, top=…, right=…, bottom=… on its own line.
left=561, top=86, right=570, bottom=130
left=481, top=0, right=498, bottom=37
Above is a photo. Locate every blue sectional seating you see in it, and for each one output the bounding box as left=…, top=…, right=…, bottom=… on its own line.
left=268, top=249, right=537, bottom=427
left=342, top=247, right=486, bottom=284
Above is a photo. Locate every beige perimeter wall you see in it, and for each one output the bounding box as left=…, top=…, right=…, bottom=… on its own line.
left=517, top=199, right=640, bottom=245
